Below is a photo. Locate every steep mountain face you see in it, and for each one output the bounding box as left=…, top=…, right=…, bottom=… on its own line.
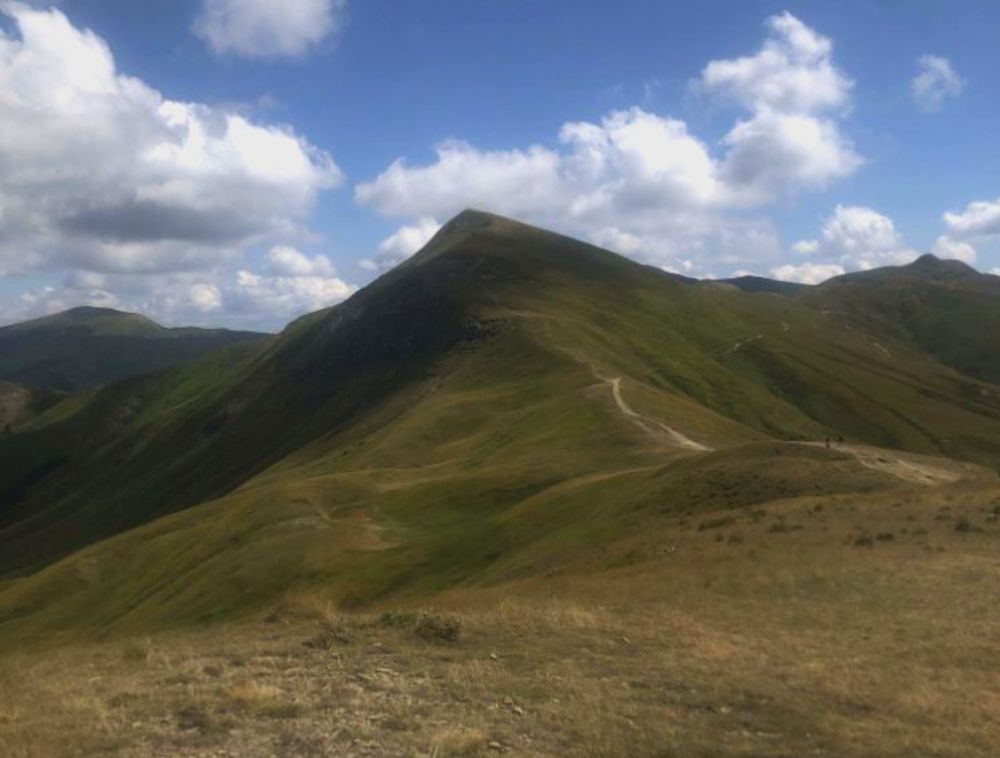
left=806, top=254, right=1000, bottom=383
left=2, top=211, right=1000, bottom=639
left=0, top=306, right=270, bottom=391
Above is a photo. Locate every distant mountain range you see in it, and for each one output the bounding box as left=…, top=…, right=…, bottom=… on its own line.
left=0, top=307, right=269, bottom=393
left=1, top=209, right=999, bottom=640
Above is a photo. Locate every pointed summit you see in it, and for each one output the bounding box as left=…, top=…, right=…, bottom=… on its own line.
left=905, top=253, right=980, bottom=281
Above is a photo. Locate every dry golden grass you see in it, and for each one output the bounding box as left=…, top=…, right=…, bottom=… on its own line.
left=2, top=481, right=999, bottom=756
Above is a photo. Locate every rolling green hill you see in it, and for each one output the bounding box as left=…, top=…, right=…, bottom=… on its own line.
left=0, top=306, right=270, bottom=392
left=716, top=274, right=812, bottom=296
left=806, top=254, right=1000, bottom=384
left=2, top=210, right=1000, bottom=642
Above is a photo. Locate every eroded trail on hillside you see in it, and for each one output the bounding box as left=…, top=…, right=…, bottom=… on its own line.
left=802, top=442, right=971, bottom=485
left=608, top=377, right=712, bottom=451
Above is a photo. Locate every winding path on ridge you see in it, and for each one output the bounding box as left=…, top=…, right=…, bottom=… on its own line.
left=603, top=378, right=973, bottom=484
left=798, top=442, right=972, bottom=486
left=607, top=377, right=712, bottom=452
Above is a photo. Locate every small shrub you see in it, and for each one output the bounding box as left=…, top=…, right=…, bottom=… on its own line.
left=121, top=641, right=149, bottom=663
left=415, top=613, right=461, bottom=644
left=769, top=520, right=803, bottom=533
left=377, top=611, right=419, bottom=629
left=303, top=619, right=352, bottom=650
left=726, top=531, right=745, bottom=545
left=954, top=516, right=974, bottom=533
left=875, top=532, right=895, bottom=541
left=175, top=704, right=225, bottom=734
left=853, top=532, right=875, bottom=548
left=259, top=703, right=304, bottom=720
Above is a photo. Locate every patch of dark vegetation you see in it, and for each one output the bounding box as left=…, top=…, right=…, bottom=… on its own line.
left=415, top=614, right=462, bottom=644
left=274, top=733, right=327, bottom=756
left=259, top=703, right=304, bottom=720
left=175, top=704, right=229, bottom=736
left=698, top=515, right=736, bottom=531
left=954, top=516, right=978, bottom=533
left=769, top=520, right=804, bottom=533
left=0, top=454, right=69, bottom=510
left=374, top=611, right=461, bottom=643
left=853, top=532, right=875, bottom=548
left=121, top=641, right=149, bottom=663
left=875, top=532, right=895, bottom=542
left=303, top=619, right=353, bottom=650
left=376, top=611, right=419, bottom=629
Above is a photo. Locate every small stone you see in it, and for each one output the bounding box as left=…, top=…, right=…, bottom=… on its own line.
left=502, top=696, right=514, bottom=706
left=489, top=652, right=499, bottom=660
left=488, top=740, right=503, bottom=751
left=513, top=705, right=524, bottom=716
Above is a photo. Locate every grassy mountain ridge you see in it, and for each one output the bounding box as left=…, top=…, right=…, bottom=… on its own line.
left=2, top=210, right=1000, bottom=641
left=0, top=306, right=270, bottom=392
left=807, top=254, right=1000, bottom=383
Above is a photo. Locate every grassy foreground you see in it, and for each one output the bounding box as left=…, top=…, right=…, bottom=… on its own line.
left=3, top=477, right=998, bottom=757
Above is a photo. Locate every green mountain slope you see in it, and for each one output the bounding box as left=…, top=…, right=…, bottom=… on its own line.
left=2, top=211, right=1000, bottom=640
left=806, top=254, right=1000, bottom=384
left=716, top=275, right=812, bottom=296
left=0, top=382, right=62, bottom=431
left=0, top=306, right=270, bottom=392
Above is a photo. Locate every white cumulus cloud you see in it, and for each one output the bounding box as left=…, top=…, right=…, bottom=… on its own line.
left=227, top=268, right=355, bottom=319
left=943, top=196, right=1000, bottom=237
left=194, top=0, right=347, bottom=59
left=770, top=262, right=845, bottom=284
left=355, top=12, right=861, bottom=276
left=700, top=12, right=849, bottom=113
left=0, top=4, right=348, bottom=328
left=791, top=205, right=917, bottom=272
left=932, top=235, right=976, bottom=264
left=791, top=239, right=820, bottom=255
left=912, top=55, right=965, bottom=112
left=0, top=3, right=340, bottom=277
left=266, top=245, right=336, bottom=277
left=0, top=252, right=356, bottom=330
left=360, top=217, right=443, bottom=272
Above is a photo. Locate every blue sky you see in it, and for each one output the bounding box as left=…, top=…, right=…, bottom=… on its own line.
left=1, top=0, right=998, bottom=330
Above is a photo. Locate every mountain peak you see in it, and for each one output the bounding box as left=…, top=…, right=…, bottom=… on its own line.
left=822, top=252, right=982, bottom=288
left=61, top=306, right=136, bottom=320
left=12, top=306, right=165, bottom=334
left=904, top=253, right=980, bottom=280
